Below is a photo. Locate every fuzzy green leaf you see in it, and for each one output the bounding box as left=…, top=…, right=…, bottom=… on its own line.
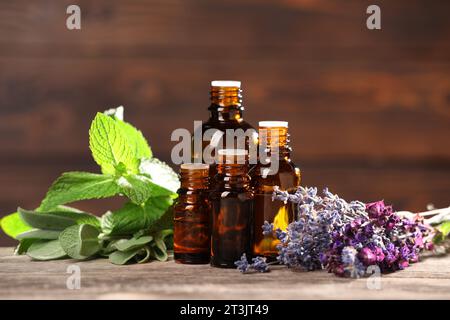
left=59, top=224, right=100, bottom=259
left=1, top=212, right=32, bottom=239
left=16, top=229, right=61, bottom=240
left=109, top=246, right=147, bottom=265
left=40, top=172, right=120, bottom=211
left=15, top=239, right=38, bottom=255
left=18, top=208, right=76, bottom=231
left=113, top=235, right=153, bottom=252
left=26, top=240, right=67, bottom=261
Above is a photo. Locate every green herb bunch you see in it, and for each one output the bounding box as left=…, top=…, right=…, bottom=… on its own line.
left=0, top=107, right=180, bottom=265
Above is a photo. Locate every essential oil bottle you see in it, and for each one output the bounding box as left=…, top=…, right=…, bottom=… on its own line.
left=250, top=121, right=301, bottom=260
left=174, top=163, right=210, bottom=264
left=192, top=80, right=257, bottom=176
left=210, top=149, right=254, bottom=268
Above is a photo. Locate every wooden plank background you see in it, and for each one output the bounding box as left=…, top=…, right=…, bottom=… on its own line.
left=0, top=0, right=449, bottom=246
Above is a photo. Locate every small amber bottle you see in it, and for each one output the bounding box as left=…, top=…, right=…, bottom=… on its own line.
left=174, top=163, right=210, bottom=264
left=210, top=149, right=254, bottom=268
left=192, top=81, right=257, bottom=176
left=250, top=121, right=301, bottom=260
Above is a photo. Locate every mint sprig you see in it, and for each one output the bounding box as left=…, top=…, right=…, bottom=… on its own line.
left=0, top=107, right=180, bottom=265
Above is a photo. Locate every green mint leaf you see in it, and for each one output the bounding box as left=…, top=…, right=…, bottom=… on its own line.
left=89, top=112, right=139, bottom=175
left=113, top=235, right=153, bottom=252
left=101, top=196, right=174, bottom=236
left=117, top=175, right=155, bottom=205
left=26, top=240, right=67, bottom=260
left=18, top=208, right=76, bottom=231
left=59, top=224, right=100, bottom=259
left=16, top=229, right=61, bottom=240
left=111, top=116, right=152, bottom=161
left=1, top=212, right=32, bottom=239
left=139, top=158, right=180, bottom=195
left=108, top=245, right=148, bottom=265
left=104, top=106, right=152, bottom=160
left=40, top=172, right=120, bottom=211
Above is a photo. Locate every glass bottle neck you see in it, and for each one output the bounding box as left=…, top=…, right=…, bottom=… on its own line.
left=216, top=164, right=250, bottom=189
left=259, top=127, right=292, bottom=160
left=179, top=168, right=209, bottom=190
left=209, top=86, right=244, bottom=122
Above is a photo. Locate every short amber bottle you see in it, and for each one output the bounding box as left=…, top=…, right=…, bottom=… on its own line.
left=174, top=163, right=210, bottom=264
left=250, top=121, right=301, bottom=260
left=192, top=81, right=257, bottom=177
left=210, top=149, right=254, bottom=268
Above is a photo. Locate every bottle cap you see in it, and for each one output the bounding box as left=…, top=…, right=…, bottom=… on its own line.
left=259, top=121, right=288, bottom=128
left=211, top=80, right=241, bottom=88
left=217, top=149, right=248, bottom=156
left=181, top=163, right=210, bottom=170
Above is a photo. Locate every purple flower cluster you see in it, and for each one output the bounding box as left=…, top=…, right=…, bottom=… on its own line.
left=235, top=253, right=270, bottom=273
left=324, top=200, right=430, bottom=276
left=271, top=186, right=366, bottom=271
left=269, top=186, right=432, bottom=278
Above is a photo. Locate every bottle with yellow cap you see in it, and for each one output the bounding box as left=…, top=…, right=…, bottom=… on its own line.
left=250, top=121, right=301, bottom=261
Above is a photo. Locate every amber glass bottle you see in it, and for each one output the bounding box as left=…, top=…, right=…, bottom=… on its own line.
left=250, top=121, right=301, bottom=260
left=192, top=81, right=256, bottom=176
left=174, top=163, right=210, bottom=264
left=210, top=149, right=254, bottom=268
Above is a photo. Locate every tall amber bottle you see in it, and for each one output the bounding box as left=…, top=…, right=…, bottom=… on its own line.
left=250, top=121, right=301, bottom=260
left=210, top=149, right=254, bottom=268
left=174, top=163, right=210, bottom=264
left=193, top=81, right=256, bottom=176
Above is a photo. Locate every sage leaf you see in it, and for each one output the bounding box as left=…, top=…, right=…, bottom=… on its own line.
left=151, top=241, right=168, bottom=262
left=113, top=235, right=153, bottom=252
left=16, top=229, right=61, bottom=240
left=109, top=246, right=145, bottom=265
left=136, top=246, right=151, bottom=264
left=19, top=208, right=76, bottom=231
left=0, top=212, right=32, bottom=239
left=15, top=239, right=38, bottom=255
left=40, top=172, right=120, bottom=211
left=26, top=240, right=67, bottom=260
left=59, top=224, right=100, bottom=259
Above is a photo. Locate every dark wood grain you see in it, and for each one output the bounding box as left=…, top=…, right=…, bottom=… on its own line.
left=0, top=0, right=449, bottom=245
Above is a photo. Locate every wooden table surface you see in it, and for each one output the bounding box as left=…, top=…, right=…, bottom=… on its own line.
left=0, top=247, right=449, bottom=300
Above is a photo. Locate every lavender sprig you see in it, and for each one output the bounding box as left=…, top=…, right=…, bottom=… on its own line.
left=235, top=254, right=270, bottom=273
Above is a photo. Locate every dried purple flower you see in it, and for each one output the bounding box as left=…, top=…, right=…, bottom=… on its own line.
left=252, top=256, right=270, bottom=273
left=234, top=254, right=270, bottom=273
left=262, top=221, right=274, bottom=236
left=235, top=254, right=250, bottom=273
